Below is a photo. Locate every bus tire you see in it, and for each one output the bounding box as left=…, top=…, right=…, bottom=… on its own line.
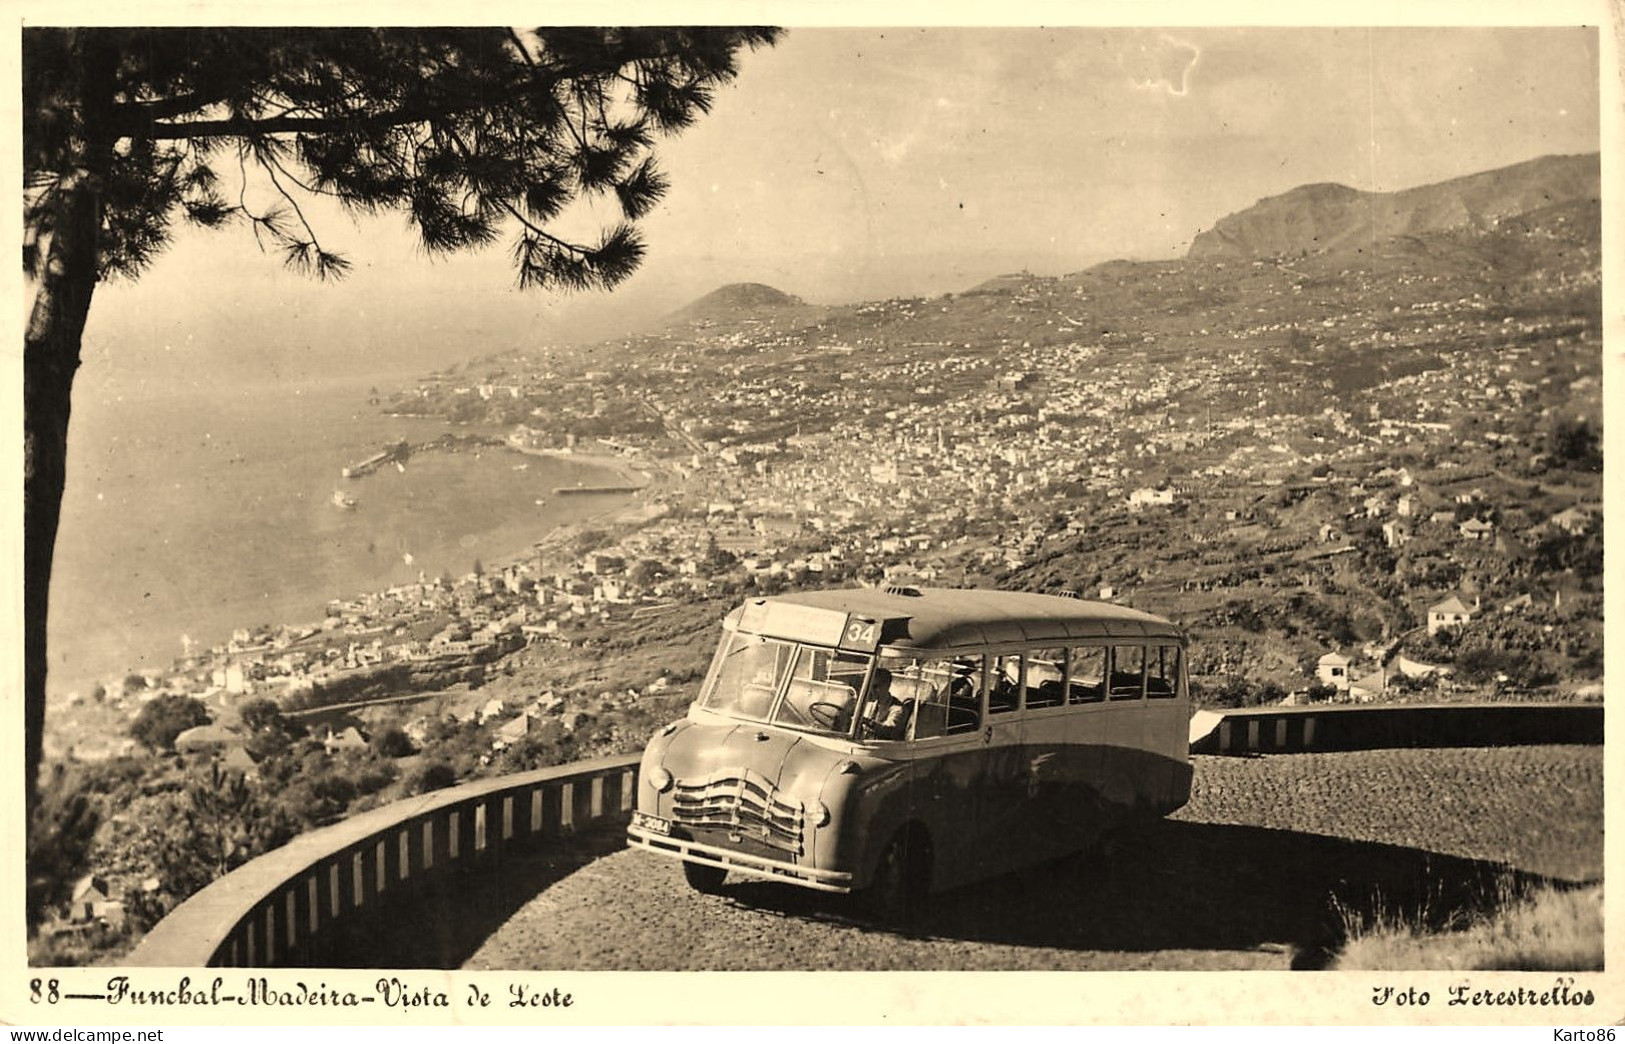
left=865, top=826, right=929, bottom=927
left=1081, top=826, right=1126, bottom=875
left=682, top=860, right=727, bottom=895
left=1060, top=825, right=1122, bottom=878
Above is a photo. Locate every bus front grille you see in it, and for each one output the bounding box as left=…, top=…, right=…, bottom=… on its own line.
left=671, top=769, right=804, bottom=854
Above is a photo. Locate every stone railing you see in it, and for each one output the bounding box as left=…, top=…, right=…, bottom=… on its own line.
left=1191, top=701, right=1602, bottom=755
left=126, top=752, right=641, bottom=968
left=126, top=702, right=1602, bottom=967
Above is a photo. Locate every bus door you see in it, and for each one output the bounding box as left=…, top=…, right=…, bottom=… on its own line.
left=977, top=651, right=1030, bottom=877
left=1100, top=645, right=1148, bottom=819
left=888, top=656, right=983, bottom=891
left=1016, top=647, right=1078, bottom=862
left=1141, top=644, right=1188, bottom=810
left=1061, top=645, right=1112, bottom=843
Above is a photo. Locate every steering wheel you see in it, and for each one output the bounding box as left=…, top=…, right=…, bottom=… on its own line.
left=808, top=700, right=845, bottom=729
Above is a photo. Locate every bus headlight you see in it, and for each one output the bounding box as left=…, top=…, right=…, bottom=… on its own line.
left=649, top=767, right=673, bottom=793
left=811, top=801, right=831, bottom=827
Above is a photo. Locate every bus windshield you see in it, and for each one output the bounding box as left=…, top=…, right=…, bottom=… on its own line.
left=699, top=631, right=872, bottom=737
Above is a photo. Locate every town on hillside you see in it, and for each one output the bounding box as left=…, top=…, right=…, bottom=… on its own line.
left=34, top=156, right=1603, bottom=962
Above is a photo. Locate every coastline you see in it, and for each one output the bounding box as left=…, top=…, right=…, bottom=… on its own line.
left=502, top=443, right=654, bottom=488
left=47, top=411, right=660, bottom=699
left=495, top=444, right=671, bottom=569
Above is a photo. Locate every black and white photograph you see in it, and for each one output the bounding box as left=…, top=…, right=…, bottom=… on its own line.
left=12, top=4, right=1616, bottom=1026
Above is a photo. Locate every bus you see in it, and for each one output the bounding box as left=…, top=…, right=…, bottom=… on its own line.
left=626, top=585, right=1192, bottom=919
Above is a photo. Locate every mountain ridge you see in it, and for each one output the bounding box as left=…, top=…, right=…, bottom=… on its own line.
left=1188, top=152, right=1600, bottom=261
left=629, top=152, right=1599, bottom=365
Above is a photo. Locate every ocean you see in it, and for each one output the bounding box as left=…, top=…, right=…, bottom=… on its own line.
left=47, top=366, right=629, bottom=697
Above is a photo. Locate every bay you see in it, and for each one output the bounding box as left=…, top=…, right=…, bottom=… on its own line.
left=47, top=368, right=628, bottom=696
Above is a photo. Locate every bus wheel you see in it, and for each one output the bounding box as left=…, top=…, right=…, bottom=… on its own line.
left=682, top=860, right=727, bottom=895
left=1059, top=826, right=1122, bottom=878
left=865, top=828, right=927, bottom=926
left=1080, top=827, right=1125, bottom=875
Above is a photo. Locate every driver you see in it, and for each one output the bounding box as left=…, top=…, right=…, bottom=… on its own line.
left=862, top=668, right=913, bottom=741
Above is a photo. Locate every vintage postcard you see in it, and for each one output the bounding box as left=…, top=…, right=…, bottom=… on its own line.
left=5, top=0, right=1619, bottom=1029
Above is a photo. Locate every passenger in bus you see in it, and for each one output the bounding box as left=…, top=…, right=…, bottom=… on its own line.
left=941, top=662, right=981, bottom=731
left=988, top=660, right=1019, bottom=714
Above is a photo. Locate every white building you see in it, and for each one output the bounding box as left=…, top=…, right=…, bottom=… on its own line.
left=1316, top=652, right=1351, bottom=691
left=1127, top=487, right=1177, bottom=511
left=1427, top=596, right=1475, bottom=636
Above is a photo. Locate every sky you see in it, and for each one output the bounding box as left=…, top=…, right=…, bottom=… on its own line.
left=75, top=23, right=1602, bottom=387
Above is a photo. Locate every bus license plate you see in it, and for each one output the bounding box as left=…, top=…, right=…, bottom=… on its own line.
left=633, top=811, right=672, bottom=836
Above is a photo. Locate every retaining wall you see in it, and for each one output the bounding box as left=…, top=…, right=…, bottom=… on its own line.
left=125, top=753, right=641, bottom=968
left=127, top=701, right=1602, bottom=967
left=1191, top=701, right=1602, bottom=755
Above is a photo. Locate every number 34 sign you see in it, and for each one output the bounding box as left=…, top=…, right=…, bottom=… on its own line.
left=841, top=617, right=880, bottom=651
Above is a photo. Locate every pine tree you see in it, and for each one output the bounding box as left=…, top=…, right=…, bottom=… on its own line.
left=22, top=27, right=781, bottom=809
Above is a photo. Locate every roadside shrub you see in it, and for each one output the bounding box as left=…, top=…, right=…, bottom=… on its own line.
left=129, top=695, right=210, bottom=753
left=371, top=726, right=417, bottom=758
left=1305, top=682, right=1341, bottom=703
left=350, top=761, right=398, bottom=796
left=1453, top=645, right=1556, bottom=689
left=27, top=764, right=101, bottom=930
left=405, top=762, right=457, bottom=796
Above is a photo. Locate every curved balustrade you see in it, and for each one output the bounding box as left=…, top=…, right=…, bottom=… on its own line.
left=1192, top=701, right=1602, bottom=754
left=126, top=752, right=641, bottom=968
left=126, top=702, right=1601, bottom=968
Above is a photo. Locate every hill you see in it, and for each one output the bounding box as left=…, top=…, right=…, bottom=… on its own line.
left=664, top=282, right=806, bottom=326
left=1188, top=153, right=1600, bottom=260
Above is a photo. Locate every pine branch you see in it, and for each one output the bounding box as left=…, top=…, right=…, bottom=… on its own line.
left=112, top=88, right=233, bottom=125
left=259, top=156, right=330, bottom=253
left=125, top=104, right=453, bottom=141
left=505, top=28, right=539, bottom=69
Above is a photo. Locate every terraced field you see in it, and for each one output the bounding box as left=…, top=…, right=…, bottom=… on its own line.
left=408, top=746, right=1602, bottom=971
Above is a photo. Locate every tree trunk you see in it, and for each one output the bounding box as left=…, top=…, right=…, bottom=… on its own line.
left=25, top=30, right=114, bottom=814
left=24, top=175, right=102, bottom=812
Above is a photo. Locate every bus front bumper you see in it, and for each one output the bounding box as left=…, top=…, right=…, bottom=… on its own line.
left=627, top=822, right=855, bottom=893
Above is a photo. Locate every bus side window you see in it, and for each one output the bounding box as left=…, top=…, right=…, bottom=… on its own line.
left=1068, top=646, right=1105, bottom=703
left=1109, top=646, right=1146, bottom=700
left=946, top=655, right=984, bottom=733
left=988, top=654, right=1020, bottom=715
left=906, top=658, right=963, bottom=740
left=1147, top=645, right=1180, bottom=698
left=1026, top=647, right=1067, bottom=708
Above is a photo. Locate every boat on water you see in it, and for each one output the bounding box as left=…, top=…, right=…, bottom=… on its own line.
left=331, top=490, right=358, bottom=510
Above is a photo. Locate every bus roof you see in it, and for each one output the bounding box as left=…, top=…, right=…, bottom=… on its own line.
left=727, top=587, right=1185, bottom=650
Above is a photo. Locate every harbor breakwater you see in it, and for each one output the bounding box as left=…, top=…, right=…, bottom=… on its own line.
left=552, top=484, right=645, bottom=496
